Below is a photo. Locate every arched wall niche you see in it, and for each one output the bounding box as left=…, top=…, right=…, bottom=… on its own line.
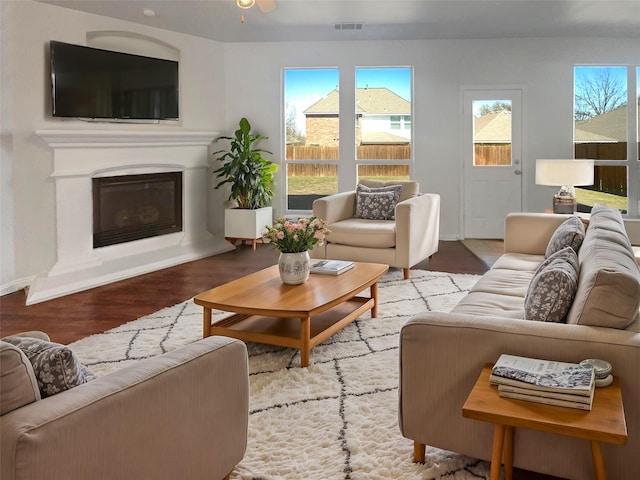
left=86, top=31, right=180, bottom=61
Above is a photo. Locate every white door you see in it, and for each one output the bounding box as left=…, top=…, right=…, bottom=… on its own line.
left=462, top=89, right=522, bottom=238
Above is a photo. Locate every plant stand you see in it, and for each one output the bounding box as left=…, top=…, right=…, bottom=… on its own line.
left=224, top=206, right=272, bottom=250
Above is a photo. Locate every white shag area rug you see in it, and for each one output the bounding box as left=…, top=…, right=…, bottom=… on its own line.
left=70, top=269, right=490, bottom=480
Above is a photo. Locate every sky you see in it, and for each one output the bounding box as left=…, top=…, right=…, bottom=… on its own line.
left=284, top=66, right=637, bottom=134
left=284, top=67, right=411, bottom=134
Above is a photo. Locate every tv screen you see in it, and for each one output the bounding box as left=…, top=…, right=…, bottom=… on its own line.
left=50, top=41, right=179, bottom=121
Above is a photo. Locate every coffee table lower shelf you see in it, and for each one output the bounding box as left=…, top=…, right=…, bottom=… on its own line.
left=208, top=297, right=373, bottom=366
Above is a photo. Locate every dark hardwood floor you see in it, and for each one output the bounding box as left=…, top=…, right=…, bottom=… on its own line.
left=0, top=239, right=562, bottom=480
left=0, top=240, right=488, bottom=344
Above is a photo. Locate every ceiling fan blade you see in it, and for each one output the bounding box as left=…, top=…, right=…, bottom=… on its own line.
left=256, top=0, right=277, bottom=13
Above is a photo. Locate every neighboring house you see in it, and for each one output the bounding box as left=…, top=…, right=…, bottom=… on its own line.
left=304, top=87, right=411, bottom=146
left=574, top=105, right=629, bottom=144
left=473, top=110, right=512, bottom=144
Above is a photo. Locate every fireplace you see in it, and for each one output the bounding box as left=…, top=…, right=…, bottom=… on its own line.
left=93, top=172, right=183, bottom=248
left=29, top=129, right=231, bottom=306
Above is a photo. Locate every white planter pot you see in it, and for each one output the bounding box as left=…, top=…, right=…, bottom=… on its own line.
left=224, top=206, right=273, bottom=240
left=278, top=251, right=311, bottom=285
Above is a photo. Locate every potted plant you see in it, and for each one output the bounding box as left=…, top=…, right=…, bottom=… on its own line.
left=263, top=217, right=330, bottom=284
left=213, top=117, right=278, bottom=247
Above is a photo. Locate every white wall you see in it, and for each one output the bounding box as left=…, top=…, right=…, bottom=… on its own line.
left=2, top=0, right=640, bottom=294
left=1, top=1, right=225, bottom=293
left=222, top=38, right=640, bottom=238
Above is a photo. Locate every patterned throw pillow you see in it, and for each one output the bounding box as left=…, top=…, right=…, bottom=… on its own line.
left=524, top=247, right=579, bottom=323
left=355, top=184, right=402, bottom=220
left=545, top=216, right=585, bottom=257
left=2, top=336, right=96, bottom=398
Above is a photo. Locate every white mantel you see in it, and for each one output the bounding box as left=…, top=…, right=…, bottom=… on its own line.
left=27, top=129, right=232, bottom=305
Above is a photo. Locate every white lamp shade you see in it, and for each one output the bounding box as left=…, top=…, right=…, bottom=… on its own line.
left=535, top=159, right=594, bottom=187
left=237, top=0, right=255, bottom=8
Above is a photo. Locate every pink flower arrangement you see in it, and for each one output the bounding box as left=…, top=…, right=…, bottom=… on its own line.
left=263, top=217, right=330, bottom=253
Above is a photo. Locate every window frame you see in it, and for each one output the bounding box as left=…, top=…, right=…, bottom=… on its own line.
left=573, top=65, right=639, bottom=218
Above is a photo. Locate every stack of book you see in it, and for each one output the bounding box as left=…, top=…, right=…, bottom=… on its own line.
left=310, top=260, right=354, bottom=275
left=490, top=354, right=596, bottom=410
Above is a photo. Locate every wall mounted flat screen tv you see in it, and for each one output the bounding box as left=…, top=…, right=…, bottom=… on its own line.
left=50, top=41, right=179, bottom=121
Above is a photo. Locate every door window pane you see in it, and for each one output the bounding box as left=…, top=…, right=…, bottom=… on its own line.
left=284, top=68, right=339, bottom=210
left=472, top=100, right=512, bottom=166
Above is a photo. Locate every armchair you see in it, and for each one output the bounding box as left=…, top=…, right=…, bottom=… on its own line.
left=312, top=180, right=440, bottom=279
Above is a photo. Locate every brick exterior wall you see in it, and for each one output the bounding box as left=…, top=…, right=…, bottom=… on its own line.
left=305, top=115, right=363, bottom=146
left=305, top=115, right=339, bottom=146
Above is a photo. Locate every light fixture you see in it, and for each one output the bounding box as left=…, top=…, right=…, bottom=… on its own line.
left=141, top=8, right=157, bottom=17
left=535, top=159, right=594, bottom=213
left=237, top=0, right=255, bottom=23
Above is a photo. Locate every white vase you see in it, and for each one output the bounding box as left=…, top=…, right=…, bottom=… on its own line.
left=278, top=251, right=311, bottom=285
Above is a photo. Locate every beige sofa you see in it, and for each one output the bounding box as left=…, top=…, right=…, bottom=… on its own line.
left=1, top=334, right=249, bottom=480
left=312, top=180, right=440, bottom=279
left=399, top=206, right=640, bottom=480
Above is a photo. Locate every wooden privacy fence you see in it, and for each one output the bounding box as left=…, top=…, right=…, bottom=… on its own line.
left=286, top=143, right=629, bottom=196
left=286, top=145, right=411, bottom=161
left=575, top=143, right=629, bottom=196
left=474, top=144, right=511, bottom=166
left=286, top=145, right=410, bottom=177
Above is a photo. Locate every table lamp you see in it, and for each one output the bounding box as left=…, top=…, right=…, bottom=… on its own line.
left=535, top=159, right=594, bottom=213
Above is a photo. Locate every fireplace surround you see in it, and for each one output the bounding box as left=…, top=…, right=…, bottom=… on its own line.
left=28, top=129, right=232, bottom=305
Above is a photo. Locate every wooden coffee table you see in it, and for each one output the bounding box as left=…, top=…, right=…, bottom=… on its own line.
left=194, top=262, right=389, bottom=367
left=462, top=364, right=627, bottom=480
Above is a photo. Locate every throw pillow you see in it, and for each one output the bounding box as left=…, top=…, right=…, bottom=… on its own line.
left=545, top=216, right=585, bottom=257
left=355, top=191, right=397, bottom=220
left=355, top=184, right=402, bottom=220
left=358, top=180, right=419, bottom=202
left=524, top=246, right=579, bottom=323
left=2, top=336, right=96, bottom=398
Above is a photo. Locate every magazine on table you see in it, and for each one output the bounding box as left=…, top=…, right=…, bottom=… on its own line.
left=497, top=384, right=593, bottom=404
left=490, top=354, right=595, bottom=396
left=310, top=260, right=354, bottom=275
left=498, top=388, right=593, bottom=411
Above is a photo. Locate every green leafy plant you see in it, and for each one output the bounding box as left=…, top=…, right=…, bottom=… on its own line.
left=213, top=117, right=278, bottom=209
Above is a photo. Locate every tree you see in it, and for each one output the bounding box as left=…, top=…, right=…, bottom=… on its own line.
left=575, top=68, right=627, bottom=120
left=477, top=101, right=511, bottom=116
left=285, top=104, right=305, bottom=145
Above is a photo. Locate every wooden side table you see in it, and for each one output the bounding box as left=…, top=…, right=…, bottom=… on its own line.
left=462, top=364, right=627, bottom=480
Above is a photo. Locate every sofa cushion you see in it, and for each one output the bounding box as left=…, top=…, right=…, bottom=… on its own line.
left=327, top=218, right=396, bottom=248
left=355, top=184, right=401, bottom=220
left=524, top=247, right=579, bottom=323
left=491, top=253, right=546, bottom=272
left=0, top=340, right=41, bottom=415
left=545, top=215, right=585, bottom=257
left=452, top=291, right=527, bottom=319
left=469, top=268, right=536, bottom=299
left=2, top=336, right=96, bottom=398
left=567, top=205, right=640, bottom=329
left=358, top=179, right=419, bottom=203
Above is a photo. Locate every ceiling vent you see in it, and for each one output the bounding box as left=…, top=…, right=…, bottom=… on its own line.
left=334, top=23, right=364, bottom=31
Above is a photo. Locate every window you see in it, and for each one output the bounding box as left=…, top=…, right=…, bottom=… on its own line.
left=355, top=67, right=412, bottom=183
left=574, top=66, right=639, bottom=216
left=284, top=68, right=339, bottom=211
left=284, top=67, right=413, bottom=213
left=472, top=100, right=513, bottom=166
